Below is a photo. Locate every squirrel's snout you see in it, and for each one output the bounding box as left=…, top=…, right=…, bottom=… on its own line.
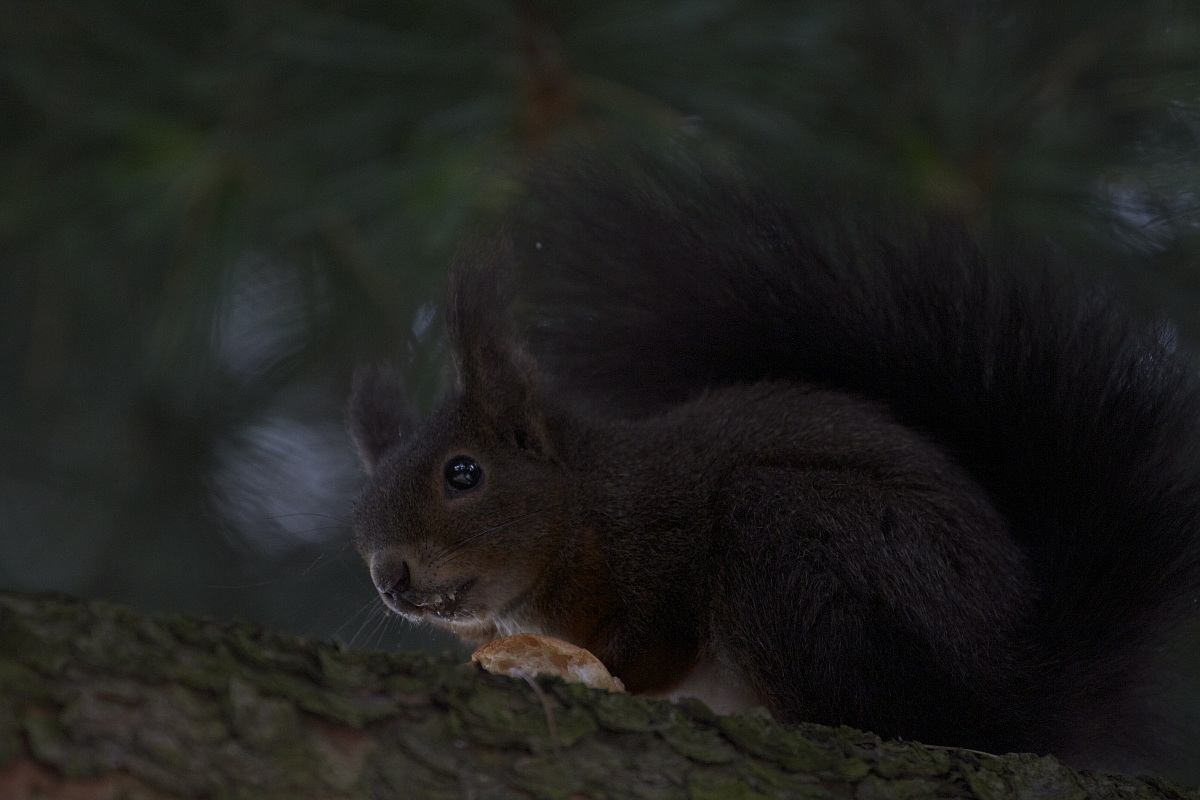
left=369, top=551, right=473, bottom=617
left=370, top=553, right=412, bottom=611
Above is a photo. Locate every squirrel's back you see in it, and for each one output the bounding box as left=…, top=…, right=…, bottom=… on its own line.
left=512, top=154, right=1200, bottom=773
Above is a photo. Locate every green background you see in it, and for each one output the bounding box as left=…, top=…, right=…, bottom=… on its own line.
left=3, top=0, right=1199, bottom=677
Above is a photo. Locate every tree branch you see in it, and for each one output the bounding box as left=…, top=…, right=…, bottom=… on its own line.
left=0, top=592, right=1190, bottom=799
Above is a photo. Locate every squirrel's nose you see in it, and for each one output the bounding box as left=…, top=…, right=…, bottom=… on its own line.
left=370, top=555, right=411, bottom=609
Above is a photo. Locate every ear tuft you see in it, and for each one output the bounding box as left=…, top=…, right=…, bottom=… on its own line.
left=347, top=366, right=414, bottom=474
left=446, top=234, right=516, bottom=364
left=446, top=238, right=555, bottom=459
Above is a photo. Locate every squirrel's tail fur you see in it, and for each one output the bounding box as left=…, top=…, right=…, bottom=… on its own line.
left=513, top=153, right=1200, bottom=771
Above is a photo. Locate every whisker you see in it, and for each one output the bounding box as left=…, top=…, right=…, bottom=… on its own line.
left=431, top=502, right=564, bottom=569
left=331, top=596, right=382, bottom=646
left=301, top=540, right=356, bottom=577
left=283, top=525, right=353, bottom=537
left=365, top=607, right=392, bottom=651
left=263, top=512, right=351, bottom=525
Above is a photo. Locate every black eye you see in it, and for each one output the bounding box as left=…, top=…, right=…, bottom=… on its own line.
left=444, top=456, right=483, bottom=493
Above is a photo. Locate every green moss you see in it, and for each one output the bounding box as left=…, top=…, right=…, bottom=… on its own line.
left=963, top=755, right=1093, bottom=800
left=161, top=685, right=231, bottom=743
left=717, top=710, right=831, bottom=772
left=687, top=769, right=771, bottom=800
left=227, top=622, right=318, bottom=677
left=393, top=716, right=463, bottom=777
left=31, top=594, right=95, bottom=631
left=0, top=703, right=22, bottom=764
left=0, top=659, right=54, bottom=701
left=962, top=765, right=1010, bottom=800
left=22, top=706, right=92, bottom=778
left=675, top=697, right=722, bottom=726
left=383, top=670, right=435, bottom=697
left=275, top=739, right=342, bottom=794
left=243, top=669, right=373, bottom=728
left=831, top=756, right=872, bottom=783
left=160, top=657, right=232, bottom=693
left=163, top=614, right=230, bottom=652
left=511, top=753, right=595, bottom=799
left=73, top=612, right=162, bottom=675
left=316, top=646, right=375, bottom=690
left=590, top=691, right=670, bottom=733
left=138, top=729, right=193, bottom=771
left=1003, top=756, right=1088, bottom=800
left=132, top=613, right=181, bottom=650
left=373, top=742, right=462, bottom=800
left=661, top=711, right=738, bottom=765
left=735, top=757, right=835, bottom=799
left=0, top=606, right=68, bottom=675
left=456, top=678, right=598, bottom=750
left=869, top=744, right=951, bottom=779
left=227, top=676, right=303, bottom=751
left=855, top=776, right=941, bottom=799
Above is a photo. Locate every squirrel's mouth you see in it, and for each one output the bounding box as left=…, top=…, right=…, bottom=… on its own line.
left=383, top=579, right=477, bottom=619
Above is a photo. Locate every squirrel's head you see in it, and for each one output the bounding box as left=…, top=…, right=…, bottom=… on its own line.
left=347, top=247, right=570, bottom=638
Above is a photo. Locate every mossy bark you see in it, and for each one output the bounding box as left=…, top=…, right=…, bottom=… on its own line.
left=0, top=592, right=1193, bottom=800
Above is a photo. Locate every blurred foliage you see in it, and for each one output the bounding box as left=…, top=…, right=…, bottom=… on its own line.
left=1, top=0, right=1199, bottom=655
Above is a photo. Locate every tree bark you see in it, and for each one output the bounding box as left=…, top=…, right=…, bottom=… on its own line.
left=0, top=592, right=1193, bottom=799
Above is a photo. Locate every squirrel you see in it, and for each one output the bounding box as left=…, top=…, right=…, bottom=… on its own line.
left=348, top=153, right=1200, bottom=779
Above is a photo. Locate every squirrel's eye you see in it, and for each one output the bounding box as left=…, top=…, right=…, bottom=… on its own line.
left=444, top=456, right=483, bottom=492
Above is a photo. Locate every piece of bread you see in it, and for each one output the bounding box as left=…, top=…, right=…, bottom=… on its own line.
left=471, top=633, right=626, bottom=693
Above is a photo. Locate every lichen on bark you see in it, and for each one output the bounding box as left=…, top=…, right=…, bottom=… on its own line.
left=0, top=592, right=1194, bottom=800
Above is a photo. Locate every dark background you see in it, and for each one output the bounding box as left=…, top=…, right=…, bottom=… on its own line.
left=3, top=0, right=1199, bottom=673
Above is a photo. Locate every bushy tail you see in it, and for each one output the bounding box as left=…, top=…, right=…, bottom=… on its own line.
left=512, top=152, right=1200, bottom=762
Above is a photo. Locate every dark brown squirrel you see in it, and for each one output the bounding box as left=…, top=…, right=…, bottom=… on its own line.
left=348, top=156, right=1200, bottom=779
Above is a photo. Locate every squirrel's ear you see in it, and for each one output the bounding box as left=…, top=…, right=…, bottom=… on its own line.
left=347, top=366, right=415, bottom=474
left=448, top=240, right=554, bottom=459
left=463, top=341, right=555, bottom=459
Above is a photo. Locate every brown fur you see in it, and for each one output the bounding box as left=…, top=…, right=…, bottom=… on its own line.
left=349, top=160, right=1200, bottom=779
left=350, top=253, right=1031, bottom=744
